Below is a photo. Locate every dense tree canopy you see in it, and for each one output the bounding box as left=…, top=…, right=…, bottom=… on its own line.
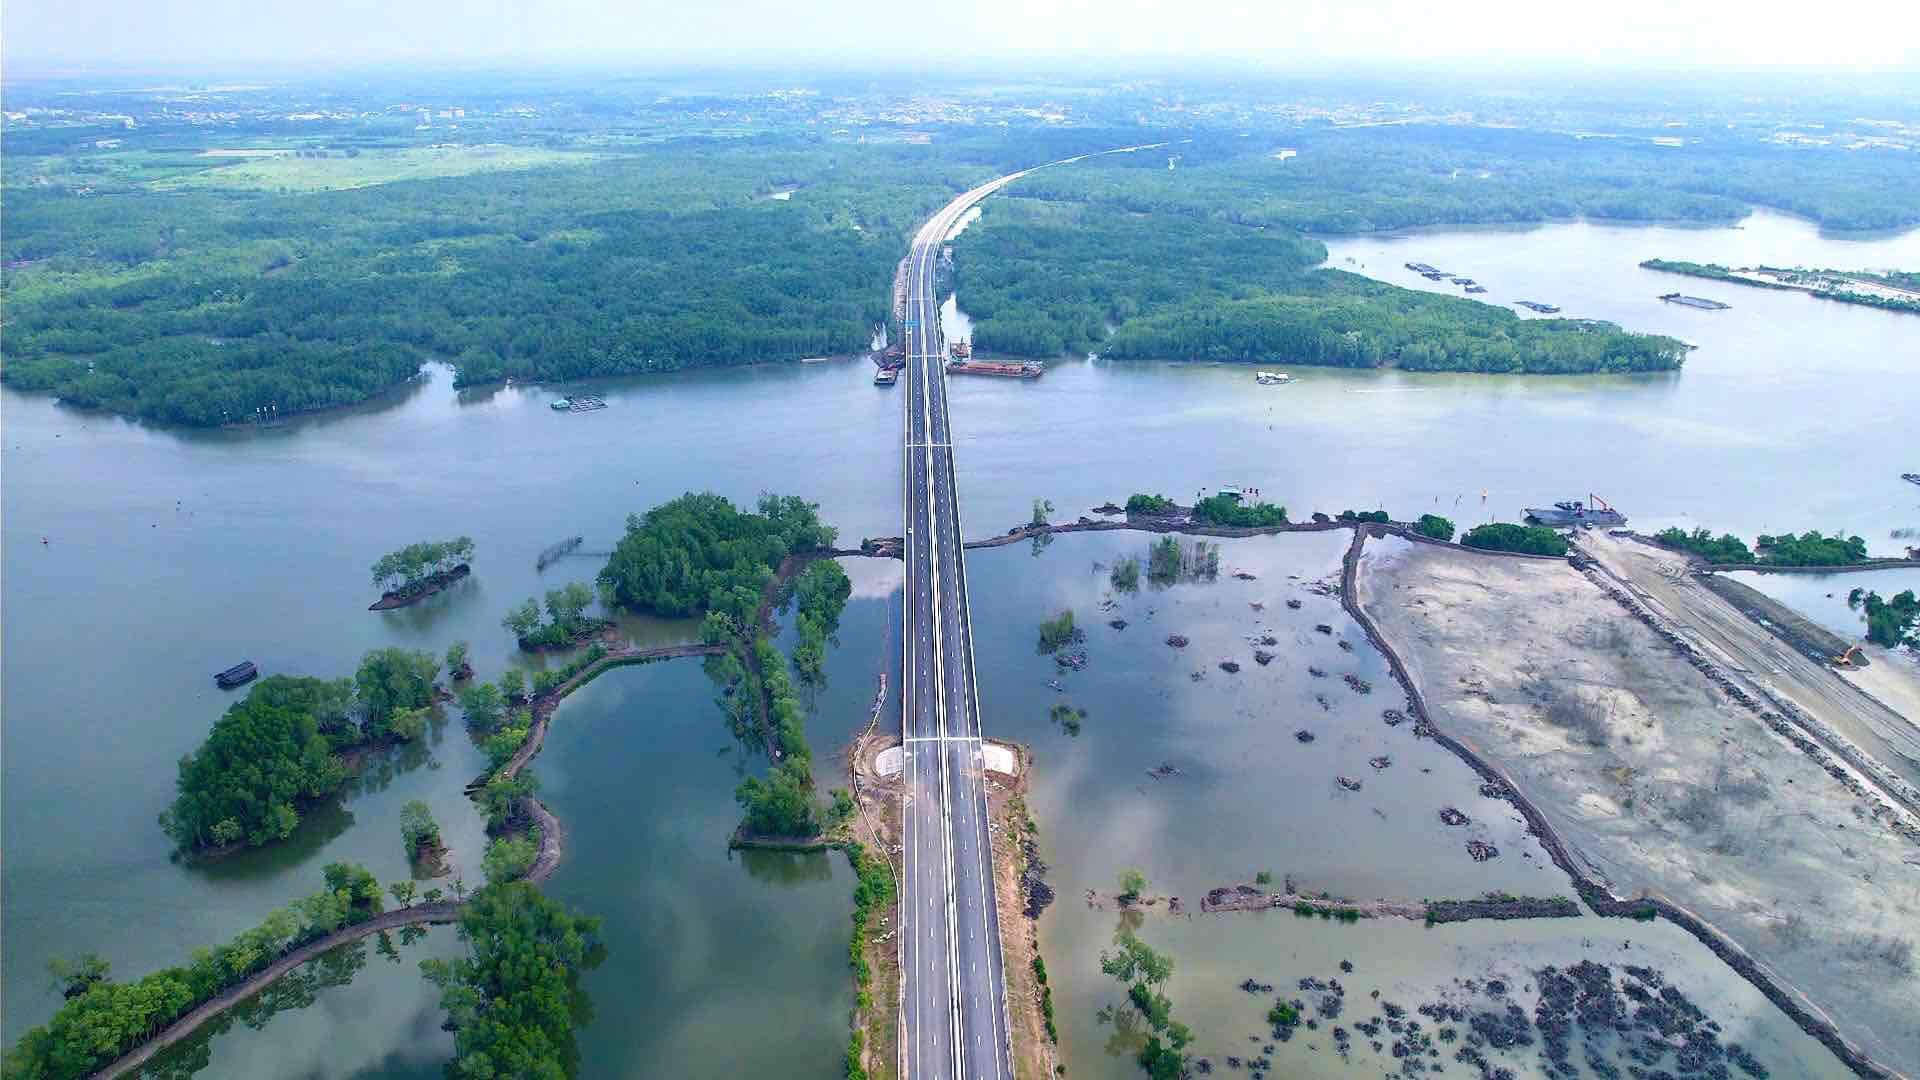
left=1, top=141, right=978, bottom=426
left=1853, top=589, right=1918, bottom=648
left=1461, top=523, right=1570, bottom=556
left=8, top=123, right=1913, bottom=424
left=954, top=196, right=1685, bottom=372
left=1654, top=527, right=1755, bottom=565
left=421, top=882, right=606, bottom=1080
left=353, top=648, right=441, bottom=741
left=1003, top=126, right=1920, bottom=235
left=1193, top=495, right=1288, bottom=527
left=1755, top=530, right=1868, bottom=567
left=789, top=559, right=852, bottom=685
left=597, top=493, right=836, bottom=625
left=159, top=677, right=351, bottom=850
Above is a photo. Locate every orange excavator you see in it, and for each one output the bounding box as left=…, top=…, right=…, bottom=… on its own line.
left=1832, top=645, right=1864, bottom=667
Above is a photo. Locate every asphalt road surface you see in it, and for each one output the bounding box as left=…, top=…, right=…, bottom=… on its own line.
left=896, top=147, right=1165, bottom=1079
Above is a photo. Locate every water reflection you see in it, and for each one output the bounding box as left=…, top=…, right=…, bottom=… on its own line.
left=185, top=802, right=359, bottom=884
left=141, top=938, right=398, bottom=1079
left=736, top=848, right=838, bottom=886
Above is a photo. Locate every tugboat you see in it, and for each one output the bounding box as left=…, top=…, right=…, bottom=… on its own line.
left=1524, top=495, right=1626, bottom=527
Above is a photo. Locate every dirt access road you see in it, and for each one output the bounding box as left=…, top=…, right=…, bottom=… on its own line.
left=1577, top=530, right=1920, bottom=815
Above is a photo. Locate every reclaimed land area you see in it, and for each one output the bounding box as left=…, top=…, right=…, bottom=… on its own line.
left=1352, top=534, right=1920, bottom=1077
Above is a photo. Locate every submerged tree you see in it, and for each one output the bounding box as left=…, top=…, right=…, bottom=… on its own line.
left=370, top=537, right=475, bottom=596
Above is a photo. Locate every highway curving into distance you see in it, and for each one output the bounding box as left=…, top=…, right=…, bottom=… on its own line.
left=896, top=145, right=1162, bottom=1080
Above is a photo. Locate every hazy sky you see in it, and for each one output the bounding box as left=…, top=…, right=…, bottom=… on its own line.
left=6, top=0, right=1919, bottom=76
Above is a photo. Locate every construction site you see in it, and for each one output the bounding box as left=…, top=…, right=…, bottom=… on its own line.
left=1353, top=532, right=1920, bottom=1076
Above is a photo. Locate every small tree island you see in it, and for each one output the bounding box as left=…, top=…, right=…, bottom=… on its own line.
left=369, top=537, right=475, bottom=610
left=160, top=649, right=441, bottom=854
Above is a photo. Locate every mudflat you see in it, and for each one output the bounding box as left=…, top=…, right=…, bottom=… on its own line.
left=1355, top=536, right=1920, bottom=1075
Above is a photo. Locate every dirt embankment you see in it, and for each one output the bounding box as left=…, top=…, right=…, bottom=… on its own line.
left=1100, top=880, right=1578, bottom=923
left=983, top=746, right=1058, bottom=1080
left=1703, top=559, right=1920, bottom=574
left=1693, top=572, right=1861, bottom=665
left=93, top=902, right=462, bottom=1079
left=1346, top=532, right=1915, bottom=1079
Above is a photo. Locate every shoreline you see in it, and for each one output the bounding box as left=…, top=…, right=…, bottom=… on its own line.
left=1640, top=260, right=1920, bottom=315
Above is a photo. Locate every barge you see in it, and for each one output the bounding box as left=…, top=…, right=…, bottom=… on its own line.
left=1524, top=495, right=1626, bottom=527
left=1659, top=293, right=1731, bottom=310
left=216, top=661, right=258, bottom=689
left=947, top=360, right=1042, bottom=379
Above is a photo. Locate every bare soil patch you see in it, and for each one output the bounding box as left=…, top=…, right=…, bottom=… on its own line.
left=1356, top=538, right=1920, bottom=1076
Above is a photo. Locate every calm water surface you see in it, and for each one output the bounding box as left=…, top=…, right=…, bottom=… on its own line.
left=3, top=207, right=1914, bottom=1073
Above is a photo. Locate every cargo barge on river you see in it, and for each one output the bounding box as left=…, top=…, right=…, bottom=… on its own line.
left=1524, top=495, right=1626, bottom=527
left=215, top=661, right=258, bottom=689
left=1660, top=293, right=1731, bottom=310
left=946, top=359, right=1042, bottom=379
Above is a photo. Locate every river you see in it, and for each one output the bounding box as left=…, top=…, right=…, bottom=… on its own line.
left=2, top=206, right=1915, bottom=1075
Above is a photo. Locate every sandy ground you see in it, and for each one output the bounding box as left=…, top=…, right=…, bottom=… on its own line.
left=1581, top=531, right=1920, bottom=800
left=1845, top=647, right=1920, bottom=733
left=1356, top=537, right=1920, bottom=1076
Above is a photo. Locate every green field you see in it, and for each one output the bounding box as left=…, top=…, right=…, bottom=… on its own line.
left=153, top=145, right=603, bottom=192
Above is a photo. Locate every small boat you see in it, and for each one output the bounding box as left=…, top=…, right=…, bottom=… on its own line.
left=799, top=356, right=831, bottom=364
left=550, top=398, right=572, bottom=411
left=216, top=661, right=258, bottom=689
left=1902, top=473, right=1920, bottom=486
left=1451, top=277, right=1475, bottom=285
left=874, top=368, right=898, bottom=386
left=1515, top=300, right=1562, bottom=314
left=1255, top=371, right=1292, bottom=385
left=1465, top=285, right=1488, bottom=294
